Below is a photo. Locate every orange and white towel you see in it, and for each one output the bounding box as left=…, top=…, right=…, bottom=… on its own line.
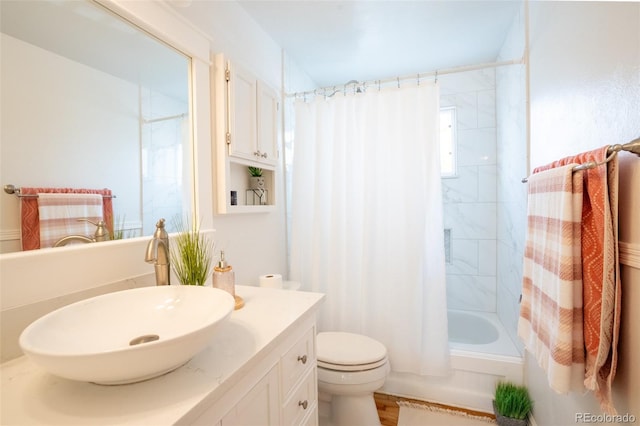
left=534, top=146, right=620, bottom=415
left=518, top=163, right=586, bottom=394
left=37, top=193, right=103, bottom=248
left=20, top=187, right=113, bottom=250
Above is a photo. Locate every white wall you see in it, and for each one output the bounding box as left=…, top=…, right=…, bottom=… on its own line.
left=526, top=2, right=640, bottom=423
left=169, top=1, right=292, bottom=285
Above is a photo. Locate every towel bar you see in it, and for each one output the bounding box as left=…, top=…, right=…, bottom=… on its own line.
left=3, top=184, right=116, bottom=199
left=521, top=137, right=640, bottom=183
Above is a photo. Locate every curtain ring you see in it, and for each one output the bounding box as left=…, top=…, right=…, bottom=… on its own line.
left=377, top=80, right=381, bottom=91
left=417, top=73, right=420, bottom=86
left=434, top=71, right=438, bottom=84
left=397, top=77, right=400, bottom=89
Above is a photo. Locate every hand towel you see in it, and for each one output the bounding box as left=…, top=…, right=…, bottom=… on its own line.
left=20, top=187, right=114, bottom=250
left=37, top=193, right=103, bottom=248
left=518, top=163, right=585, bottom=394
left=534, top=146, right=620, bottom=414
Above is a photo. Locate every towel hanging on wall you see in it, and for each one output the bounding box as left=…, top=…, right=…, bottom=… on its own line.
left=532, top=145, right=620, bottom=415
left=518, top=163, right=586, bottom=395
left=20, top=187, right=113, bottom=250
left=37, top=193, right=103, bottom=248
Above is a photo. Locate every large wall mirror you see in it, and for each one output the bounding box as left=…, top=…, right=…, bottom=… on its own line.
left=0, top=0, right=193, bottom=254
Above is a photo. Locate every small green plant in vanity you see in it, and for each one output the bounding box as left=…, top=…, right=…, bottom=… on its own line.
left=171, top=217, right=214, bottom=286
left=493, top=381, right=533, bottom=426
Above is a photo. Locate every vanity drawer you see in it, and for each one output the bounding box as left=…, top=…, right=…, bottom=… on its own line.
left=281, top=326, right=315, bottom=395
left=282, top=367, right=317, bottom=426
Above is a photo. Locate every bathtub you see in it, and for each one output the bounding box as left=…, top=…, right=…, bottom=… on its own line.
left=381, top=310, right=524, bottom=413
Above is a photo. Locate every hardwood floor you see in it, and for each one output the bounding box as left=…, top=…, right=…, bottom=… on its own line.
left=375, top=393, right=402, bottom=426
left=374, top=392, right=496, bottom=426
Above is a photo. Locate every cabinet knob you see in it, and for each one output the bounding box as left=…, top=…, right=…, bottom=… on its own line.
left=261, top=152, right=268, bottom=158
left=297, top=355, right=307, bottom=364
left=298, top=400, right=308, bottom=410
left=254, top=150, right=261, bottom=157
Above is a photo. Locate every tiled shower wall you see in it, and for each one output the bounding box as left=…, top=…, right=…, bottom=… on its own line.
left=496, top=4, right=527, bottom=354
left=439, top=69, right=498, bottom=313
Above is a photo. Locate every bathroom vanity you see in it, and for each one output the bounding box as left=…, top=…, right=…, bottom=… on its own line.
left=0, top=285, right=324, bottom=425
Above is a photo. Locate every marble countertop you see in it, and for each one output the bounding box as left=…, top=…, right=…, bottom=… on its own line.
left=0, top=285, right=324, bottom=425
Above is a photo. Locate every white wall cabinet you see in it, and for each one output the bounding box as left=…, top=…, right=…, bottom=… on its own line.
left=226, top=62, right=257, bottom=164
left=256, top=81, right=279, bottom=164
left=213, top=54, right=279, bottom=214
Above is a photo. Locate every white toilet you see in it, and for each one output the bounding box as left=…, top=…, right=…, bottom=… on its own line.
left=316, top=331, right=390, bottom=426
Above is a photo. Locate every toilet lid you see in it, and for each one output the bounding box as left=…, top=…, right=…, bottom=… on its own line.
left=317, top=332, right=387, bottom=368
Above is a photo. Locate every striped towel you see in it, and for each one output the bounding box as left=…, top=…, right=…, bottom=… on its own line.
left=37, top=193, right=103, bottom=248
left=20, top=187, right=113, bottom=250
left=534, top=146, right=620, bottom=414
left=518, top=163, right=586, bottom=394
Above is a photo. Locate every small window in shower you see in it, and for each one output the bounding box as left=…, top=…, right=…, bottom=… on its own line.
left=440, top=107, right=457, bottom=177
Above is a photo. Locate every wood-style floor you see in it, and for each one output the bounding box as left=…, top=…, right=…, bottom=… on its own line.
left=374, top=393, right=496, bottom=426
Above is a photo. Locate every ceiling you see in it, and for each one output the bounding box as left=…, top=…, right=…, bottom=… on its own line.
left=1, top=0, right=189, bottom=101
left=198, top=0, right=522, bottom=88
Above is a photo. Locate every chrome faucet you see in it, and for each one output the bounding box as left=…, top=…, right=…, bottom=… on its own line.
left=53, top=219, right=110, bottom=247
left=145, top=218, right=170, bottom=286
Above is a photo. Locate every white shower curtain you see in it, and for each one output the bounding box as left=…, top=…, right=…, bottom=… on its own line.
left=289, top=83, right=450, bottom=376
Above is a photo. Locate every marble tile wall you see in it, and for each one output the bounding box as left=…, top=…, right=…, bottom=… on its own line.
left=439, top=69, right=498, bottom=312
left=495, top=60, right=527, bottom=355
left=496, top=4, right=527, bottom=354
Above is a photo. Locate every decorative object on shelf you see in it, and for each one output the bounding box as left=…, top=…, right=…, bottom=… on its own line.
left=246, top=189, right=268, bottom=205
left=212, top=250, right=244, bottom=309
left=493, top=382, right=532, bottom=426
left=170, top=216, right=214, bottom=286
left=230, top=190, right=237, bottom=206
left=248, top=166, right=265, bottom=189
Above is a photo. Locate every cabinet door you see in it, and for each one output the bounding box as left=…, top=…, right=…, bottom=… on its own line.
left=228, top=61, right=257, bottom=162
left=256, top=81, right=279, bottom=166
left=222, top=366, right=280, bottom=426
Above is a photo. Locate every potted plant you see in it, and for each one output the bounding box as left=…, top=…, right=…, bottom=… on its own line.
left=248, top=166, right=265, bottom=189
left=493, top=382, right=532, bottom=426
left=170, top=216, right=214, bottom=286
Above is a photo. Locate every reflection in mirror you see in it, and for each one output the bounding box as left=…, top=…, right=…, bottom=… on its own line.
left=0, top=0, right=192, bottom=253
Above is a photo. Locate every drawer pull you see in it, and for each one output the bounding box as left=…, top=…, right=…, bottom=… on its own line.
left=298, top=400, right=308, bottom=410
left=297, top=355, right=307, bottom=364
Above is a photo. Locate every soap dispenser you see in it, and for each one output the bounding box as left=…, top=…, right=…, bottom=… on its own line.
left=212, top=250, right=243, bottom=309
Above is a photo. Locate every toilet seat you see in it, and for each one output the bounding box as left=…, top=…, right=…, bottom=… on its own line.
left=317, top=332, right=387, bottom=372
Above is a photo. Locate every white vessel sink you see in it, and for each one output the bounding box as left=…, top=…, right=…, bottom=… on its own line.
left=19, top=285, right=234, bottom=385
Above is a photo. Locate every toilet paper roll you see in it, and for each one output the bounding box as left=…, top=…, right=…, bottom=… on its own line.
left=259, top=274, right=283, bottom=289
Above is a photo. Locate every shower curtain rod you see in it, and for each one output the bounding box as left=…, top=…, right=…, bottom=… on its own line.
left=520, top=137, right=640, bottom=183
left=286, top=57, right=524, bottom=99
